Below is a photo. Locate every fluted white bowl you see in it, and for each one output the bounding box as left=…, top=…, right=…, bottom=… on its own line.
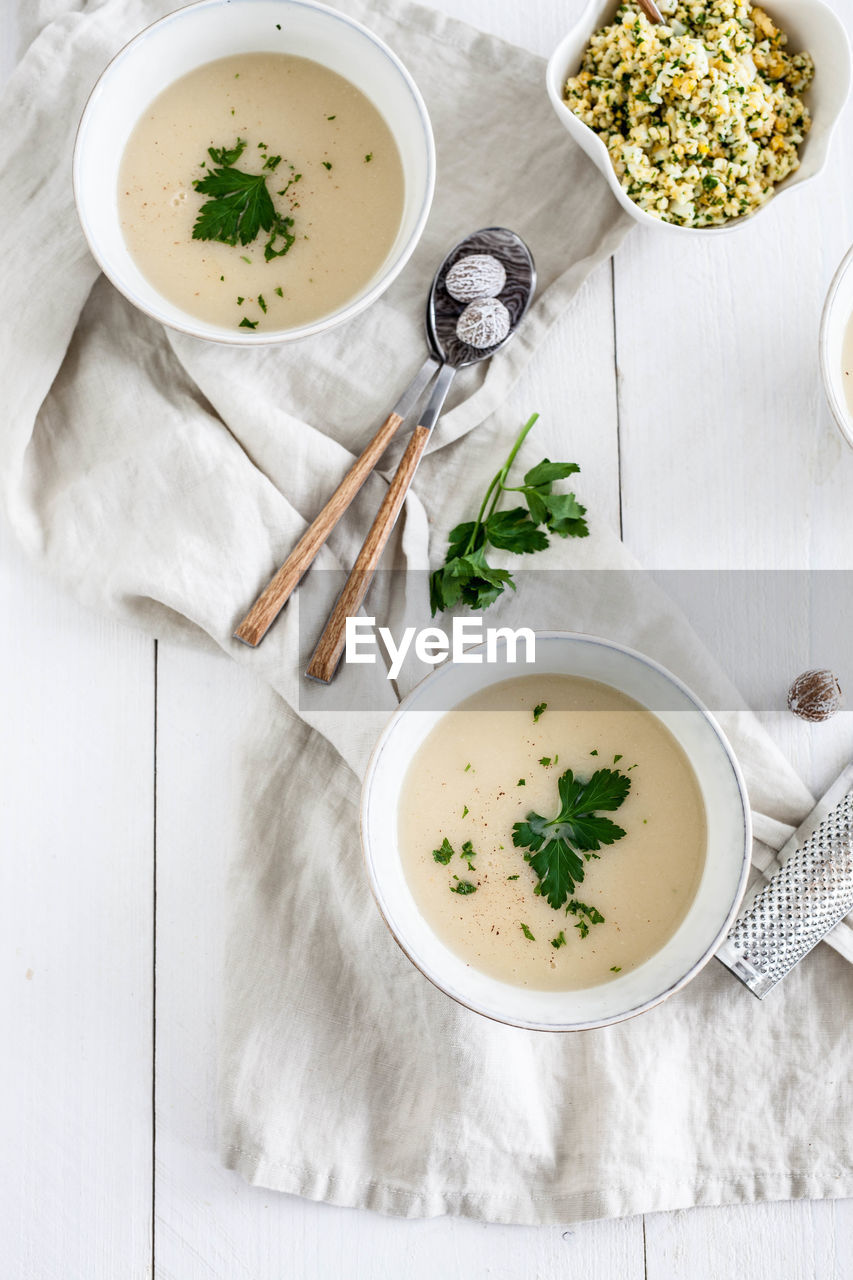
left=546, top=0, right=851, bottom=235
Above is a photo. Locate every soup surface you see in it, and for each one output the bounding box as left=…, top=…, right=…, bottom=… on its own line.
left=843, top=311, right=853, bottom=416
left=118, top=53, right=404, bottom=332
left=398, top=675, right=707, bottom=991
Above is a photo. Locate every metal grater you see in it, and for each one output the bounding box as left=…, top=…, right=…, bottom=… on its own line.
left=717, top=763, right=853, bottom=998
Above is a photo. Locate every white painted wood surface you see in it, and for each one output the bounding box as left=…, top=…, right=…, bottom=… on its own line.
left=2, top=1, right=852, bottom=1277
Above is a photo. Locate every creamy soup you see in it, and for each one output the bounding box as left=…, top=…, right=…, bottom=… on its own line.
left=118, top=54, right=405, bottom=332
left=843, top=311, right=853, bottom=417
left=398, top=675, right=707, bottom=991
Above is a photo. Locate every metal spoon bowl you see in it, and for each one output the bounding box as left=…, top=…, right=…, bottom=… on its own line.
left=428, top=226, right=536, bottom=367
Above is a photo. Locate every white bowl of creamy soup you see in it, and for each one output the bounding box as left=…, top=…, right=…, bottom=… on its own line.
left=820, top=243, right=853, bottom=449
left=73, top=0, right=434, bottom=343
left=361, top=633, right=751, bottom=1031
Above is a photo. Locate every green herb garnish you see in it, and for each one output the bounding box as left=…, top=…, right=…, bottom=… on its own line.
left=520, top=923, right=535, bottom=941
left=461, top=840, right=476, bottom=869
left=566, top=900, right=606, bottom=939
left=539, top=757, right=551, bottom=768
left=462, top=805, right=469, bottom=818
left=512, top=768, right=630, bottom=910
left=610, top=965, right=622, bottom=973
left=364, top=152, right=373, bottom=162
left=533, top=702, right=547, bottom=722
left=263, top=154, right=282, bottom=171
left=258, top=293, right=267, bottom=313
left=517, top=778, right=526, bottom=787
left=507, top=874, right=520, bottom=880
left=551, top=931, right=567, bottom=949
left=450, top=879, right=477, bottom=895
left=429, top=414, right=587, bottom=614
left=321, top=160, right=332, bottom=170
left=207, top=139, right=247, bottom=166
left=432, top=837, right=454, bottom=865
left=464, top=763, right=471, bottom=772
left=274, top=286, right=283, bottom=297
left=192, top=142, right=296, bottom=261
left=238, top=317, right=259, bottom=329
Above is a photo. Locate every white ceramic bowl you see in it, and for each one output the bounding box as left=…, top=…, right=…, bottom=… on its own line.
left=546, top=0, right=851, bottom=236
left=361, top=633, right=751, bottom=1032
left=73, top=0, right=435, bottom=345
left=819, top=242, right=853, bottom=448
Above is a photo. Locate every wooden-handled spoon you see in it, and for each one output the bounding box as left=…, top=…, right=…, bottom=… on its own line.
left=233, top=356, right=439, bottom=648
left=306, top=226, right=537, bottom=684
left=306, top=363, right=456, bottom=682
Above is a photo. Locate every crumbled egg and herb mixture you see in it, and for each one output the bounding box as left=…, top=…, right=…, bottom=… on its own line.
left=563, top=0, right=814, bottom=226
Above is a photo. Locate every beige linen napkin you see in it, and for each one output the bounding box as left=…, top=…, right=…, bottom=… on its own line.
left=3, top=0, right=852, bottom=1226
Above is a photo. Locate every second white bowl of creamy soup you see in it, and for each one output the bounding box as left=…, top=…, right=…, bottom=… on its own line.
left=361, top=634, right=751, bottom=1031
left=820, top=243, right=853, bottom=449
left=73, top=0, right=435, bottom=343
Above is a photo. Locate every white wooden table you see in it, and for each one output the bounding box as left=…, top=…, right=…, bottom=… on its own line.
left=3, top=2, right=853, bottom=1276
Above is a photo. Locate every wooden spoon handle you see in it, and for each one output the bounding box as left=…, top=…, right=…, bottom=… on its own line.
left=306, top=426, right=431, bottom=684
left=636, top=0, right=664, bottom=22
left=233, top=410, right=406, bottom=648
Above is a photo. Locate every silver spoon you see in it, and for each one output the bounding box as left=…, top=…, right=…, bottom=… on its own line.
left=305, top=226, right=535, bottom=683
left=235, top=227, right=534, bottom=652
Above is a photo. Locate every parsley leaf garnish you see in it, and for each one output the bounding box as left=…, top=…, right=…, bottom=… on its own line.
left=461, top=840, right=476, bottom=870
left=432, top=837, right=454, bottom=865
left=520, top=923, right=535, bottom=941
left=512, top=768, right=630, bottom=910
left=207, top=139, right=247, bottom=166
left=566, top=899, right=605, bottom=938
left=533, top=702, right=547, bottom=722
left=239, top=317, right=258, bottom=329
left=258, top=293, right=267, bottom=313
left=450, top=878, right=477, bottom=895
left=430, top=414, right=588, bottom=614
left=192, top=143, right=296, bottom=262
left=551, top=931, right=567, bottom=949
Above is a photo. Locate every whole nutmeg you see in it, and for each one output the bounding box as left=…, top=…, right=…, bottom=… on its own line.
left=455, top=297, right=511, bottom=349
left=445, top=253, right=507, bottom=303
left=787, top=669, right=844, bottom=722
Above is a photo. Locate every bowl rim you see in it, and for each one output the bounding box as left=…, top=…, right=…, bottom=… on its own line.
left=360, top=630, right=753, bottom=1032
left=72, top=0, right=436, bottom=346
left=819, top=241, right=853, bottom=448
left=545, top=0, right=851, bottom=237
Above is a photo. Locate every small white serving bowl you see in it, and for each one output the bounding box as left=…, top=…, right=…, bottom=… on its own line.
left=73, top=0, right=435, bottom=345
left=546, top=0, right=851, bottom=236
left=819, top=243, right=853, bottom=448
left=361, top=633, right=751, bottom=1032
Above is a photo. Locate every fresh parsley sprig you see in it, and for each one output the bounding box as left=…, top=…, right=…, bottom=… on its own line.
left=429, top=413, right=588, bottom=615
left=512, top=767, right=630, bottom=910
left=192, top=140, right=296, bottom=261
